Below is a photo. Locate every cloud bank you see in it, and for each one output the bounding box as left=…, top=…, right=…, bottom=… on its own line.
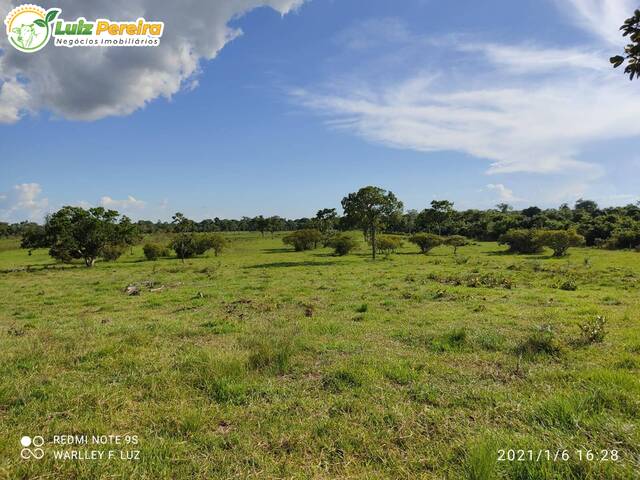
left=0, top=0, right=303, bottom=122
left=293, top=0, right=640, bottom=179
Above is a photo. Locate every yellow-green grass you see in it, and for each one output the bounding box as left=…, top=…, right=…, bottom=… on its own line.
left=0, top=234, right=639, bottom=479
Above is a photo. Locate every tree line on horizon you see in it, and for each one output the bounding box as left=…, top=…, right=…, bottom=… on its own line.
left=4, top=195, right=639, bottom=249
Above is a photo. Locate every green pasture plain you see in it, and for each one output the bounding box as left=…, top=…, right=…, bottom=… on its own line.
left=0, top=233, right=639, bottom=479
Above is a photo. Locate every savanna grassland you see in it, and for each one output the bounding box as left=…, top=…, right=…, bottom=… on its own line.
left=0, top=233, right=639, bottom=479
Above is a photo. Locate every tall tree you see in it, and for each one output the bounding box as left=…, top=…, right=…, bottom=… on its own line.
left=341, top=186, right=403, bottom=259
left=22, top=206, right=137, bottom=267
left=610, top=9, right=640, bottom=80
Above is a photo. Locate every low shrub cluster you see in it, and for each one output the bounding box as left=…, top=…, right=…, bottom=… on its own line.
left=409, top=233, right=443, bottom=254
left=428, top=272, right=514, bottom=289
left=375, top=235, right=403, bottom=255
left=283, top=229, right=322, bottom=251
left=171, top=233, right=227, bottom=259
left=326, top=234, right=358, bottom=256
left=143, top=242, right=170, bottom=261
left=499, top=229, right=585, bottom=256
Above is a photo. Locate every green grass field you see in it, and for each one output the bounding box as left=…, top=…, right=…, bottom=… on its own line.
left=1, top=234, right=639, bottom=479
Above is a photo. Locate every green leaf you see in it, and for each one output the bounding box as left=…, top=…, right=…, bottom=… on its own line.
left=34, top=19, right=46, bottom=27
left=45, top=10, right=59, bottom=23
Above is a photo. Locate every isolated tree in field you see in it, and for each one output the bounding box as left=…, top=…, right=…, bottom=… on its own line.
left=409, top=233, right=443, bottom=254
left=23, top=206, right=137, bottom=267
left=536, top=230, right=585, bottom=257
left=444, top=235, right=469, bottom=254
left=341, top=186, right=403, bottom=259
left=172, top=212, right=195, bottom=262
left=610, top=9, right=640, bottom=80
left=375, top=235, right=403, bottom=255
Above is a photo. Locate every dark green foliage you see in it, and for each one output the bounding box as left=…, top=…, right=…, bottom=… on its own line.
left=101, top=244, right=126, bottom=262
left=170, top=233, right=221, bottom=259
left=282, top=229, right=322, bottom=251
left=499, top=229, right=543, bottom=254
left=516, top=326, right=561, bottom=358
left=21, top=206, right=138, bottom=267
left=341, top=186, right=403, bottom=259
left=374, top=235, right=403, bottom=255
left=143, top=242, right=169, bottom=261
left=610, top=9, right=640, bottom=80
left=327, top=234, right=358, bottom=256
left=409, top=233, right=443, bottom=254
left=537, top=230, right=585, bottom=257
left=444, top=235, right=469, bottom=254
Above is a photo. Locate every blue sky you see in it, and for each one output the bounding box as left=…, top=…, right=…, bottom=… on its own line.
left=1, top=0, right=639, bottom=221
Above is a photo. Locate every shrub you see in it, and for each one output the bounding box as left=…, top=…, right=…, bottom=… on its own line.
left=283, top=229, right=322, bottom=251
left=171, top=233, right=220, bottom=259
left=375, top=235, right=403, bottom=255
left=604, top=229, right=640, bottom=250
left=204, top=234, right=227, bottom=256
left=101, top=244, right=126, bottom=262
left=444, top=235, right=469, bottom=254
left=143, top=242, right=169, bottom=261
left=498, top=229, right=543, bottom=254
left=515, top=325, right=561, bottom=358
left=409, top=233, right=443, bottom=254
left=578, top=315, right=607, bottom=344
left=536, top=230, right=585, bottom=257
left=557, top=278, right=577, bottom=291
left=327, top=235, right=358, bottom=256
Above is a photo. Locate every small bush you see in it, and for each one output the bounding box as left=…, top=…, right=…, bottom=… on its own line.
left=557, top=278, right=577, bottom=291
left=498, top=229, right=543, bottom=254
left=101, top=244, right=126, bottom=262
left=207, top=234, right=227, bottom=256
left=444, top=235, right=469, bottom=254
left=327, top=235, right=358, bottom=256
left=283, top=229, right=322, bottom=251
left=536, top=229, right=585, bottom=257
left=409, top=233, right=443, bottom=254
left=375, top=235, right=403, bottom=255
left=143, top=242, right=168, bottom=261
left=515, top=325, right=561, bottom=358
left=578, top=315, right=607, bottom=344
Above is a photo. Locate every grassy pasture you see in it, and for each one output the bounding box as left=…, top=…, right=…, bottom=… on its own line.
left=0, top=233, right=639, bottom=479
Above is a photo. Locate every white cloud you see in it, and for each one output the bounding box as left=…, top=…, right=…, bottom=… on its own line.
left=486, top=183, right=520, bottom=203
left=0, top=183, right=49, bottom=221
left=293, top=1, right=640, bottom=178
left=99, top=195, right=146, bottom=210
left=0, top=0, right=304, bottom=123
left=559, top=0, right=635, bottom=45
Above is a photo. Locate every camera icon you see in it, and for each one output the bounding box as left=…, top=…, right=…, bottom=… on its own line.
left=20, top=435, right=45, bottom=459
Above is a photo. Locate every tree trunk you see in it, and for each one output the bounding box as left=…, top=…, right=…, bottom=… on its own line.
left=371, top=226, right=376, bottom=260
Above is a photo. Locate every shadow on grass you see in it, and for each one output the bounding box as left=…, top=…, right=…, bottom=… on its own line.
left=249, top=261, right=338, bottom=269
left=262, top=248, right=292, bottom=254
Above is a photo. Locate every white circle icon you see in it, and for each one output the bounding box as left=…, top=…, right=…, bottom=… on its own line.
left=20, top=436, right=32, bottom=447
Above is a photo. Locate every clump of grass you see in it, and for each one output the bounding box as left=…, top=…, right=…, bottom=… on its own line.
left=322, top=367, right=365, bottom=392
left=178, top=349, right=252, bottom=404
left=355, top=303, right=368, bottom=313
left=515, top=325, right=561, bottom=359
left=463, top=438, right=498, bottom=480
left=532, top=395, right=581, bottom=431
left=556, top=278, right=577, bottom=291
left=476, top=331, right=505, bottom=351
left=383, top=361, right=418, bottom=385
left=431, top=327, right=468, bottom=352
left=408, top=384, right=438, bottom=405
left=243, top=334, right=297, bottom=375
left=577, top=315, right=607, bottom=345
